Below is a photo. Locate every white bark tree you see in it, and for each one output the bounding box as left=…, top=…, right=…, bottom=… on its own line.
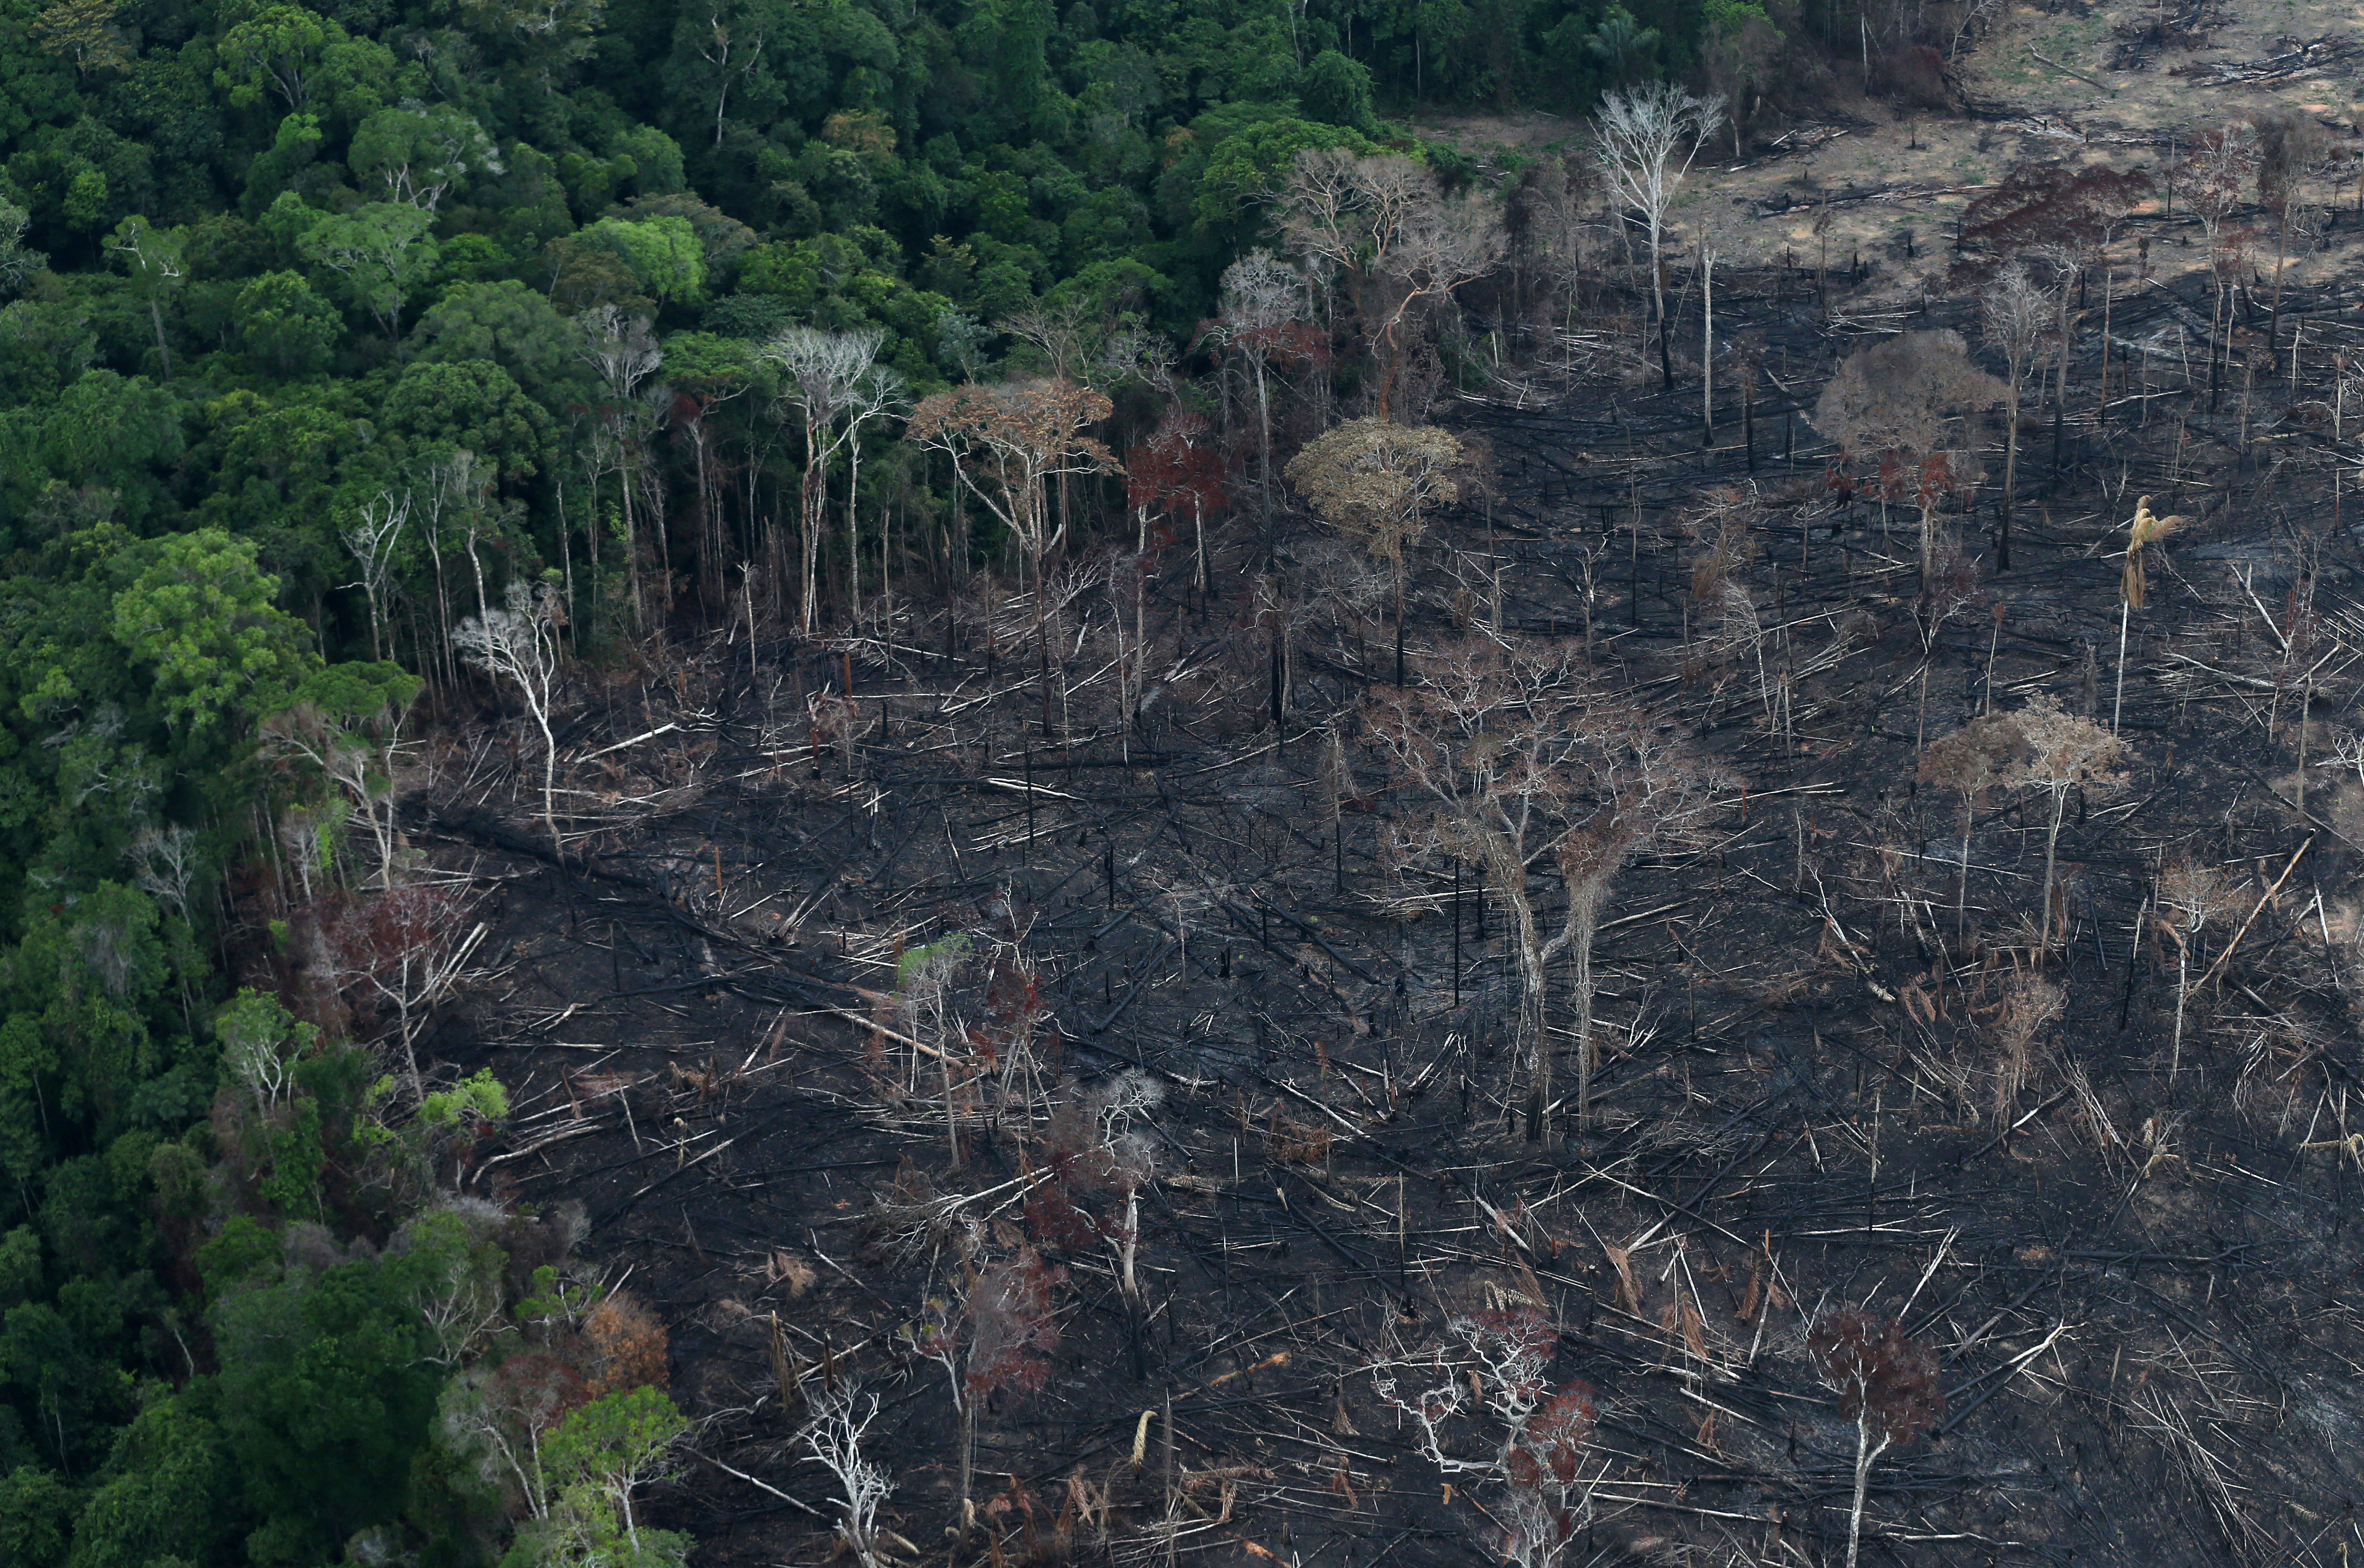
left=761, top=326, right=885, bottom=633
left=1592, top=82, right=1725, bottom=391
left=341, top=485, right=410, bottom=661
left=455, top=579, right=566, bottom=860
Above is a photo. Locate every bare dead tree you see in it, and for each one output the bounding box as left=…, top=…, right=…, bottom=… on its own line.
left=1591, top=82, right=1724, bottom=390
left=1979, top=263, right=2051, bottom=565
left=1274, top=151, right=1501, bottom=418
left=1364, top=635, right=1736, bottom=1136
left=574, top=309, right=664, bottom=632
left=2181, top=125, right=2260, bottom=402
left=341, top=486, right=410, bottom=663
left=455, top=579, right=567, bottom=861
left=1201, top=250, right=1309, bottom=514
left=262, top=664, right=425, bottom=891
left=798, top=1379, right=895, bottom=1568
left=761, top=326, right=888, bottom=634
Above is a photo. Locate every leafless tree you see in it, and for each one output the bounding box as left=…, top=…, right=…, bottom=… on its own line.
left=798, top=1379, right=895, bottom=1568
left=2180, top=123, right=2260, bottom=397
left=455, top=580, right=566, bottom=860
left=2154, top=858, right=2240, bottom=1080
left=1203, top=250, right=1308, bottom=511
left=1592, top=82, right=1725, bottom=389
left=319, top=887, right=490, bottom=1098
left=573, top=310, right=666, bottom=628
left=1275, top=151, right=1502, bottom=417
left=761, top=326, right=888, bottom=634
left=262, top=681, right=421, bottom=892
left=341, top=486, right=410, bottom=663
left=839, top=361, right=908, bottom=624
left=1980, top=264, right=2051, bottom=560
left=1364, top=635, right=1736, bottom=1136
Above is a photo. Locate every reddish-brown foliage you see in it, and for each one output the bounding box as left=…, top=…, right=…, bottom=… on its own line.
left=965, top=1246, right=1065, bottom=1406
left=582, top=1288, right=671, bottom=1396
left=1808, top=1310, right=1945, bottom=1446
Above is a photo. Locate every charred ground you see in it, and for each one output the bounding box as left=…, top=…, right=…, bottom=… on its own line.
left=398, top=207, right=2364, bottom=1568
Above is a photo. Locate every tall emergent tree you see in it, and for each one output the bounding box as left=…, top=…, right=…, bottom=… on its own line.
left=1593, top=82, right=1724, bottom=390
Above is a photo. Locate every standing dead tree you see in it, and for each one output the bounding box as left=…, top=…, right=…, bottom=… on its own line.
left=798, top=1379, right=894, bottom=1568
left=317, top=883, right=490, bottom=1098
left=1196, top=250, right=1313, bottom=516
left=761, top=326, right=889, bottom=635
left=454, top=579, right=567, bottom=862
left=1126, top=409, right=1227, bottom=602
left=1978, top=263, right=2051, bottom=568
left=573, top=308, right=664, bottom=632
left=1363, top=635, right=1735, bottom=1137
left=2114, top=495, right=2184, bottom=732
left=1275, top=150, right=1504, bottom=418
left=918, top=1245, right=1065, bottom=1533
left=1367, top=1307, right=1600, bottom=1568
left=907, top=380, right=1117, bottom=734
left=1286, top=418, right=1469, bottom=687
left=2001, top=695, right=2131, bottom=943
left=2180, top=125, right=2261, bottom=408
left=1918, top=712, right=2028, bottom=940
left=1591, top=82, right=1724, bottom=391
left=341, top=485, right=410, bottom=663
left=1954, top=163, right=2150, bottom=446
left=1808, top=1311, right=1944, bottom=1568
left=1810, top=331, right=2005, bottom=582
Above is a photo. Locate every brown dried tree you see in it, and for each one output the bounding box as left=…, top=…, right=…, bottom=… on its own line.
left=1364, top=635, right=1735, bottom=1137
left=1810, top=330, right=2006, bottom=582
left=1918, top=711, right=2028, bottom=939
left=908, top=381, right=1117, bottom=732
left=2001, top=695, right=2132, bottom=942
left=1808, top=1311, right=1944, bottom=1568
left=1286, top=418, right=1468, bottom=686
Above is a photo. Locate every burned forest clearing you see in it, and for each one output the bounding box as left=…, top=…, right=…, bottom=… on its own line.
left=362, top=18, right=2364, bottom=1568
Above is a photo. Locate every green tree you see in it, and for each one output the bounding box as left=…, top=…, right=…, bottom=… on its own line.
left=61, top=1394, right=238, bottom=1568
left=411, top=280, right=587, bottom=411
left=212, top=1257, right=439, bottom=1564
left=0, top=1464, right=73, bottom=1567
left=382, top=359, right=556, bottom=483
left=296, top=201, right=440, bottom=340
left=234, top=270, right=342, bottom=376
left=349, top=103, right=503, bottom=212
left=575, top=216, right=707, bottom=307
left=214, top=4, right=335, bottom=112
left=109, top=528, right=316, bottom=737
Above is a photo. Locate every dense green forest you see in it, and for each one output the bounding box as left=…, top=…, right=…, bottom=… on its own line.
left=0, top=0, right=1887, bottom=1555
